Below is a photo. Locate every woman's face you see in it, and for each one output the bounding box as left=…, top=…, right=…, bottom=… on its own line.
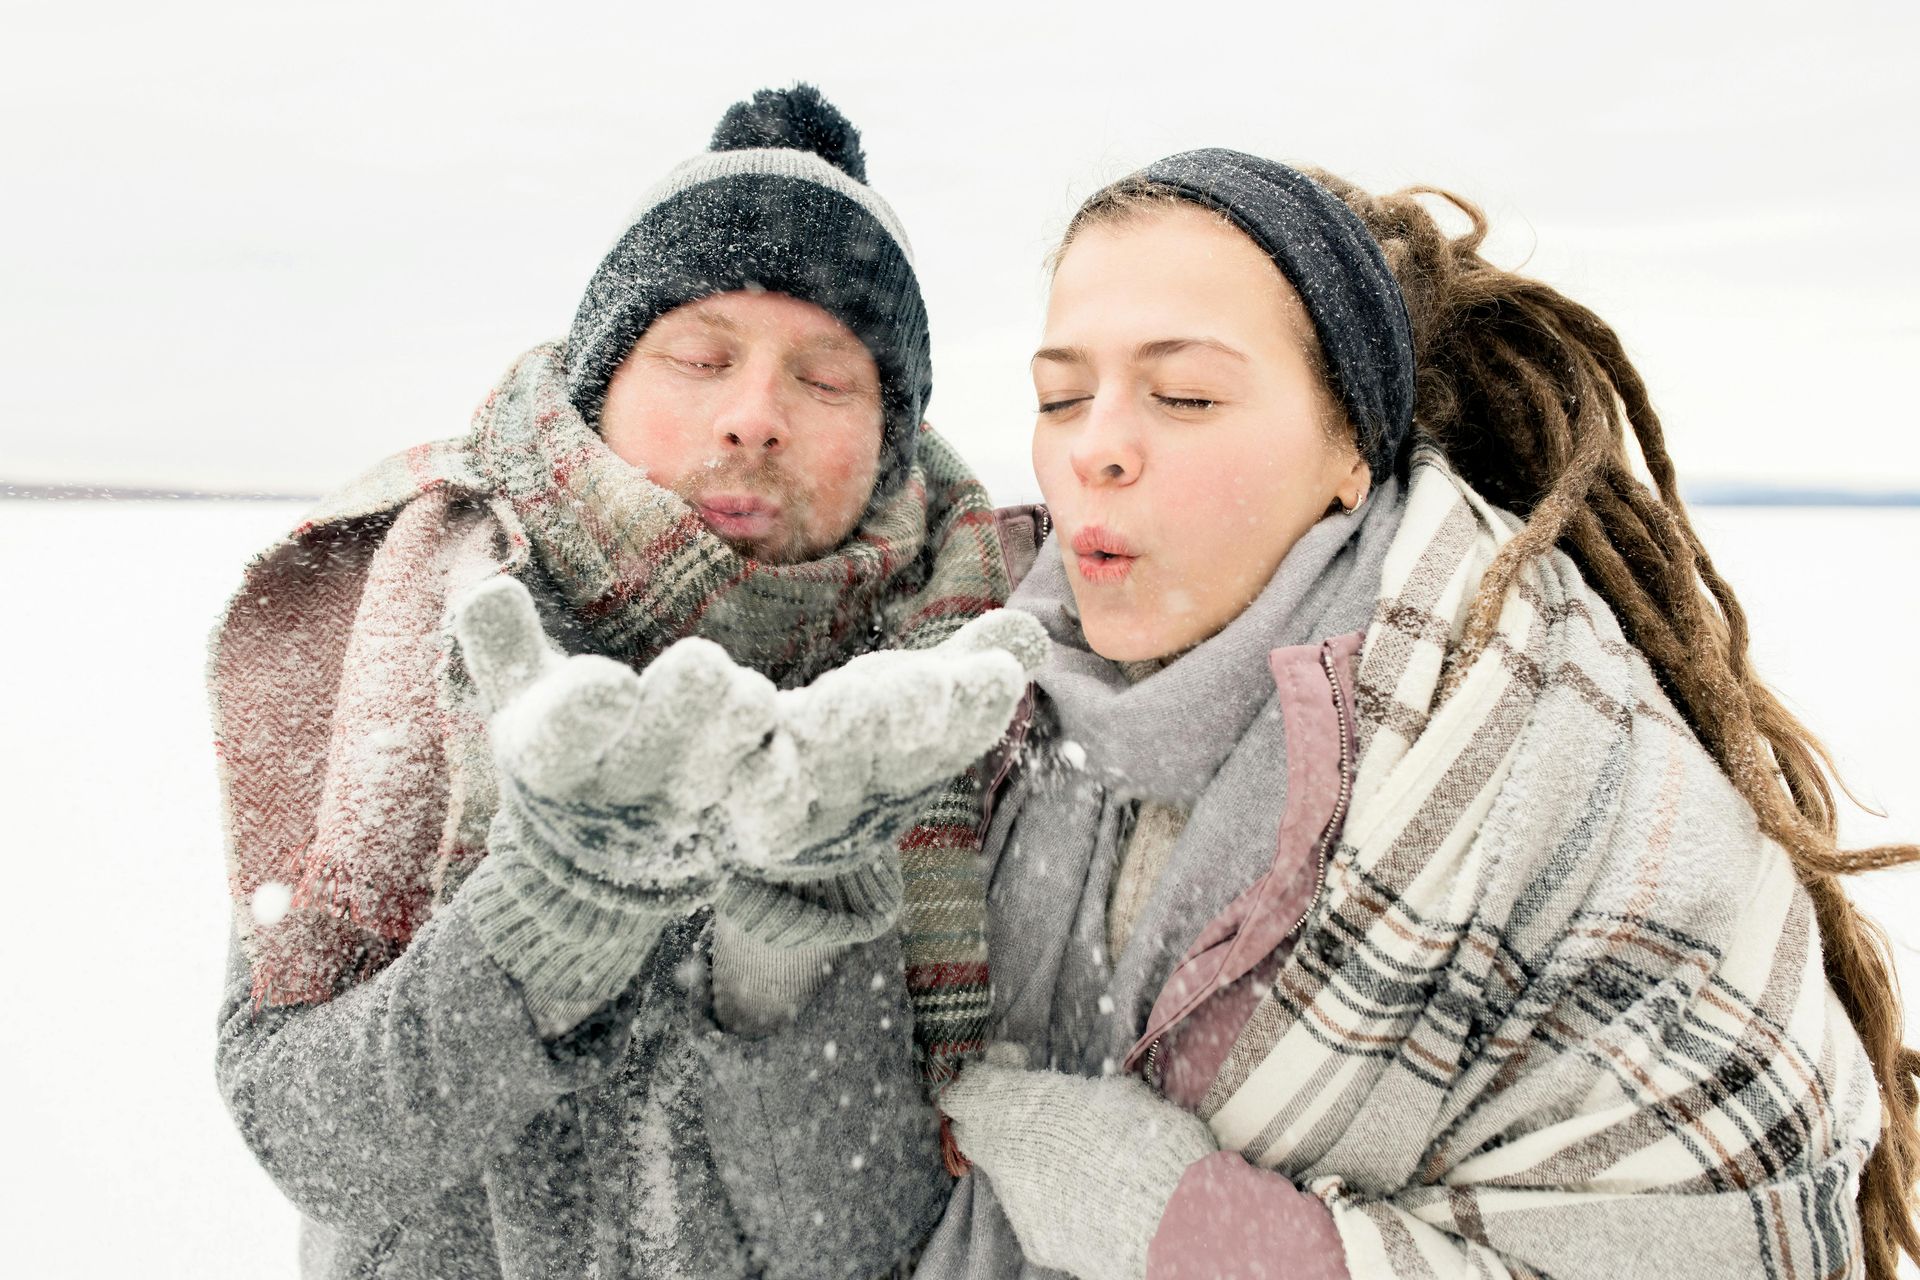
left=1031, top=203, right=1370, bottom=662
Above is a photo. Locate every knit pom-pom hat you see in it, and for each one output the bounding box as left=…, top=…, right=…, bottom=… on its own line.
left=565, top=84, right=930, bottom=499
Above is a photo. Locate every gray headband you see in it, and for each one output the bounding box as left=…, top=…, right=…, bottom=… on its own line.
left=1142, top=149, right=1415, bottom=479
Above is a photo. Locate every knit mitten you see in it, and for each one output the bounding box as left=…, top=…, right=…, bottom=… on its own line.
left=739, top=608, right=1046, bottom=879
left=454, top=576, right=777, bottom=1010
left=940, top=1048, right=1218, bottom=1280
left=714, top=608, right=1047, bottom=949
left=457, top=578, right=1046, bottom=994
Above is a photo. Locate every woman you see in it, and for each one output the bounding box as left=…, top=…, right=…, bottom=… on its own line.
left=915, top=151, right=1919, bottom=1279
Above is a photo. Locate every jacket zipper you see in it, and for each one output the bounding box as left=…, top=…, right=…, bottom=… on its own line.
left=1290, top=645, right=1355, bottom=945
left=1144, top=644, right=1355, bottom=1091
left=976, top=689, right=1034, bottom=839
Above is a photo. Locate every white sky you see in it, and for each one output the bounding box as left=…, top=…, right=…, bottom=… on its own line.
left=2, top=0, right=1915, bottom=499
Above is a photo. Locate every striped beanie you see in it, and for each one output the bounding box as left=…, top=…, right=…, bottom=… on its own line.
left=565, top=85, right=930, bottom=498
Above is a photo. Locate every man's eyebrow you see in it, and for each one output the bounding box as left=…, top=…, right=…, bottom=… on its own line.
left=683, top=307, right=864, bottom=356
left=796, top=331, right=867, bottom=355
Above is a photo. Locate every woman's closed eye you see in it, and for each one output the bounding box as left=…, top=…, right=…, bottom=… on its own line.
left=1037, top=395, right=1092, bottom=415
left=1154, top=394, right=1218, bottom=411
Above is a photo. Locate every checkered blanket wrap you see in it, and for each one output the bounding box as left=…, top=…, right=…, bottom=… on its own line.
left=210, top=345, right=1005, bottom=1083
left=1198, top=446, right=1880, bottom=1278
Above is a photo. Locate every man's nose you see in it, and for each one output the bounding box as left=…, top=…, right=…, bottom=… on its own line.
left=712, top=366, right=787, bottom=455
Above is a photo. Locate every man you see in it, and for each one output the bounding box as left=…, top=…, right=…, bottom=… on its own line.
left=211, top=85, right=1043, bottom=1279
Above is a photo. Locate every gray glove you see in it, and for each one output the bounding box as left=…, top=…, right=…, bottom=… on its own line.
left=941, top=1046, right=1217, bottom=1280
left=710, top=610, right=1048, bottom=1031
left=715, top=608, right=1049, bottom=948
left=454, top=575, right=779, bottom=1014
left=454, top=576, right=1048, bottom=1017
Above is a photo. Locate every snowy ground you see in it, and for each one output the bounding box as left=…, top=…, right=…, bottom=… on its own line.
left=2, top=500, right=1915, bottom=1278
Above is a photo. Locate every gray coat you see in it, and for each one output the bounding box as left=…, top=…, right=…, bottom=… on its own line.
left=217, top=889, right=950, bottom=1279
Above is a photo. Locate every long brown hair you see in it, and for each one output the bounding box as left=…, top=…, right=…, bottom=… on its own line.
left=1059, top=173, right=1920, bottom=1276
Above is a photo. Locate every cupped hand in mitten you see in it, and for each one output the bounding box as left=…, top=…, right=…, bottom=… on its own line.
left=454, top=575, right=777, bottom=895
left=458, top=580, right=1048, bottom=893
left=939, top=1046, right=1217, bottom=1280
left=724, top=608, right=1051, bottom=880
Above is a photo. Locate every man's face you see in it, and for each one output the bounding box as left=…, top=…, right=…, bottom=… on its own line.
left=600, top=291, right=885, bottom=564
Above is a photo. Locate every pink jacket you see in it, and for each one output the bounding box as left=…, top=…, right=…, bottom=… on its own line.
left=1125, top=633, right=1360, bottom=1280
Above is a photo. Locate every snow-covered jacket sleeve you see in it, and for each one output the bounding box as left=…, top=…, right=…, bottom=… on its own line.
left=695, top=925, right=954, bottom=1280
left=215, top=887, right=640, bottom=1235
left=219, top=880, right=949, bottom=1280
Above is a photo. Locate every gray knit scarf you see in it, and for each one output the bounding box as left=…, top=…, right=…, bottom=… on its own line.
left=986, top=480, right=1404, bottom=1077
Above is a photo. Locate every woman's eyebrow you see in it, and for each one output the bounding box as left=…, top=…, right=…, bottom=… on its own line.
left=1031, top=345, right=1091, bottom=367
left=1135, top=337, right=1247, bottom=362
left=1031, top=338, right=1249, bottom=367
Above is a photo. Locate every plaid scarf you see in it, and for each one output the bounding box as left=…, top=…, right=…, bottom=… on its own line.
left=211, top=343, right=1003, bottom=1081
left=1199, top=445, right=1880, bottom=1278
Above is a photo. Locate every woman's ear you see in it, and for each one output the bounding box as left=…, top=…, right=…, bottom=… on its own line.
left=1338, top=456, right=1372, bottom=513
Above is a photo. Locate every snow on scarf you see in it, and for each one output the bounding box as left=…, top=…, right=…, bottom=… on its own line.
left=210, top=343, right=1004, bottom=1082
left=1197, top=445, right=1880, bottom=1277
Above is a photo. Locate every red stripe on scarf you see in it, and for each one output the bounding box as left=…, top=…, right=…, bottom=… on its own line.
left=900, top=823, right=979, bottom=851
left=907, top=962, right=991, bottom=988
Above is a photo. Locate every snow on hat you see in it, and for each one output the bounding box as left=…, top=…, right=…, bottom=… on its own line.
left=1142, top=149, right=1415, bottom=481
left=565, top=84, right=930, bottom=498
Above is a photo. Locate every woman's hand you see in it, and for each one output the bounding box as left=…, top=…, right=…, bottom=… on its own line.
left=940, top=1047, right=1217, bottom=1280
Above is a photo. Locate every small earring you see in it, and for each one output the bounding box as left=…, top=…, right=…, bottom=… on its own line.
left=1341, top=488, right=1368, bottom=514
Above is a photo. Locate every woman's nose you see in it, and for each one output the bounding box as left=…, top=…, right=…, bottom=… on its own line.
left=1069, top=397, right=1143, bottom=487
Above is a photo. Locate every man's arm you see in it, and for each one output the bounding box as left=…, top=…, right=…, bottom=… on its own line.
left=214, top=888, right=640, bottom=1235
left=698, top=926, right=953, bottom=1280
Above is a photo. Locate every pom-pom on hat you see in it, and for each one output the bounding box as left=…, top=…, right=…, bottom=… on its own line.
left=566, top=84, right=929, bottom=499
left=710, top=84, right=869, bottom=180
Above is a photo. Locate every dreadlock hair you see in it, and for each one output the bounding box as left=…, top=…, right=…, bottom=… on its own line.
left=1057, top=171, right=1920, bottom=1277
